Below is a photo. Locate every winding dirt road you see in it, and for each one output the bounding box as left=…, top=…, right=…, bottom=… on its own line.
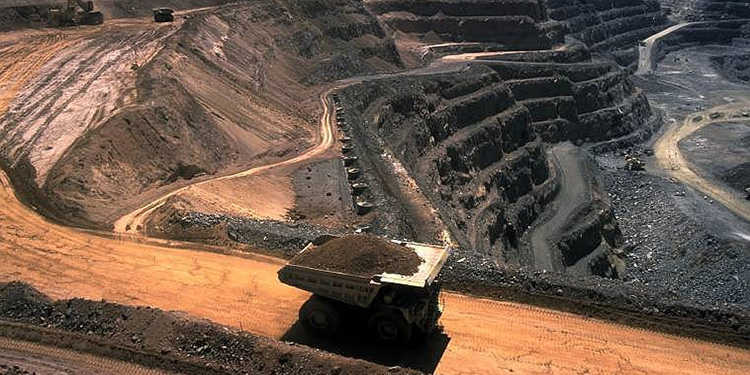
left=653, top=102, right=750, bottom=222
left=529, top=143, right=586, bottom=271
left=112, top=87, right=338, bottom=233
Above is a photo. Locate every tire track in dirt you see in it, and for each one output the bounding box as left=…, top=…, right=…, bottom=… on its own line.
left=0, top=337, right=177, bottom=375
left=0, top=20, right=180, bottom=186
left=0, top=32, right=83, bottom=119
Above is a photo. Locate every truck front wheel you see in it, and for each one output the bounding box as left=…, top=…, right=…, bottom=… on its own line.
left=368, top=312, right=412, bottom=344
left=299, top=296, right=342, bottom=337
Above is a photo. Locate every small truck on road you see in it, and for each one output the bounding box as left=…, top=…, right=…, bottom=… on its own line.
left=278, top=235, right=449, bottom=343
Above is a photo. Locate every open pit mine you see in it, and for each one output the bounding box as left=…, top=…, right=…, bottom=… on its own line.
left=0, top=0, right=749, bottom=374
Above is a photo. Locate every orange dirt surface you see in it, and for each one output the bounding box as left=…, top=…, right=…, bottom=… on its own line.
left=175, top=171, right=295, bottom=221
left=0, top=29, right=89, bottom=123
left=112, top=87, right=339, bottom=234
left=0, top=171, right=749, bottom=375
left=0, top=337, right=176, bottom=375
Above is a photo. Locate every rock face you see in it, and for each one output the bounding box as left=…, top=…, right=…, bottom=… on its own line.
left=486, top=59, right=652, bottom=143
left=367, top=0, right=564, bottom=50
left=367, top=0, right=669, bottom=68
left=544, top=0, right=669, bottom=69
left=661, top=0, right=750, bottom=21
left=340, top=55, right=646, bottom=269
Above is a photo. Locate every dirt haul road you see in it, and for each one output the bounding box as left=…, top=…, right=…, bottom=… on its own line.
left=636, top=22, right=694, bottom=75
left=1, top=172, right=749, bottom=374
left=529, top=143, right=585, bottom=271
left=112, top=86, right=338, bottom=234
left=0, top=337, right=176, bottom=375
left=653, top=101, right=750, bottom=222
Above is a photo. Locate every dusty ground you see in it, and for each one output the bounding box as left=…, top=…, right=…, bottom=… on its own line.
left=601, top=43, right=750, bottom=306
left=1, top=0, right=402, bottom=230
left=0, top=282, right=419, bottom=375
left=0, top=338, right=174, bottom=375
left=0, top=170, right=748, bottom=374
left=680, top=120, right=750, bottom=195
left=0, top=19, right=177, bottom=187
left=173, top=171, right=296, bottom=221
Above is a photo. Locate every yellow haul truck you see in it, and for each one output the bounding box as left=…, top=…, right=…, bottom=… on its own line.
left=278, top=237, right=449, bottom=344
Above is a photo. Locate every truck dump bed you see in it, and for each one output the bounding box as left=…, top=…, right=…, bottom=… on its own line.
left=278, top=238, right=449, bottom=308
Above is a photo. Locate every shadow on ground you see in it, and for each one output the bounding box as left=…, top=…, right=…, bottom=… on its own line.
left=280, top=313, right=450, bottom=373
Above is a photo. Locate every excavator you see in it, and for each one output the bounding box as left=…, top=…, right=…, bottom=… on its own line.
left=49, top=0, right=103, bottom=26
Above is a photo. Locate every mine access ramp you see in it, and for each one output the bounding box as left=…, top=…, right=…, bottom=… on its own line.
left=278, top=235, right=450, bottom=344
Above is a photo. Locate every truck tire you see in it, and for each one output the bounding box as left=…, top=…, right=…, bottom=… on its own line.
left=368, top=312, right=412, bottom=344
left=299, top=296, right=341, bottom=337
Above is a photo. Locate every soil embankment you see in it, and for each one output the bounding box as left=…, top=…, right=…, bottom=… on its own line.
left=1, top=0, right=401, bottom=230
left=1, top=167, right=749, bottom=373
left=0, top=282, right=420, bottom=375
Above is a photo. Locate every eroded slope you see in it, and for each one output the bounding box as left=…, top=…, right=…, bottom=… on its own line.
left=1, top=0, right=400, bottom=228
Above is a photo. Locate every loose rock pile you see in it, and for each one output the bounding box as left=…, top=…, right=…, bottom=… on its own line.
left=292, top=235, right=424, bottom=277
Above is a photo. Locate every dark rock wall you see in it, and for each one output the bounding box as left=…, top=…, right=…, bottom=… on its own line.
left=367, top=0, right=564, bottom=49
left=661, top=0, right=750, bottom=21
left=486, top=60, right=652, bottom=143
left=342, top=67, right=555, bottom=263
left=340, top=58, right=646, bottom=268
left=543, top=0, right=669, bottom=68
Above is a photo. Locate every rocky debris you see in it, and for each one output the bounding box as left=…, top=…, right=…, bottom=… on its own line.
left=624, top=154, right=645, bottom=171
left=438, top=246, right=750, bottom=348
left=0, top=365, right=34, bottom=375
left=291, top=235, right=424, bottom=277
left=600, top=168, right=750, bottom=307
left=720, top=163, right=750, bottom=194
left=161, top=211, right=335, bottom=259
left=0, top=282, right=422, bottom=375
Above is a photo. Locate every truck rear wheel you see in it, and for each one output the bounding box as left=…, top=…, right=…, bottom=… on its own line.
left=368, top=312, right=412, bottom=344
left=299, top=296, right=341, bottom=337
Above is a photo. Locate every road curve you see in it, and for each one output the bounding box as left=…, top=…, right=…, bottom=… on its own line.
left=112, top=87, right=338, bottom=233
left=653, top=102, right=750, bottom=222
left=636, top=22, right=694, bottom=75
left=529, top=143, right=587, bottom=271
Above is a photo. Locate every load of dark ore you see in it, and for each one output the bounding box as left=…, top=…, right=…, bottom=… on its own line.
left=291, top=235, right=424, bottom=277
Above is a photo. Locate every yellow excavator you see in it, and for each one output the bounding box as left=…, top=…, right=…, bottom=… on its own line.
left=49, top=0, right=103, bottom=26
